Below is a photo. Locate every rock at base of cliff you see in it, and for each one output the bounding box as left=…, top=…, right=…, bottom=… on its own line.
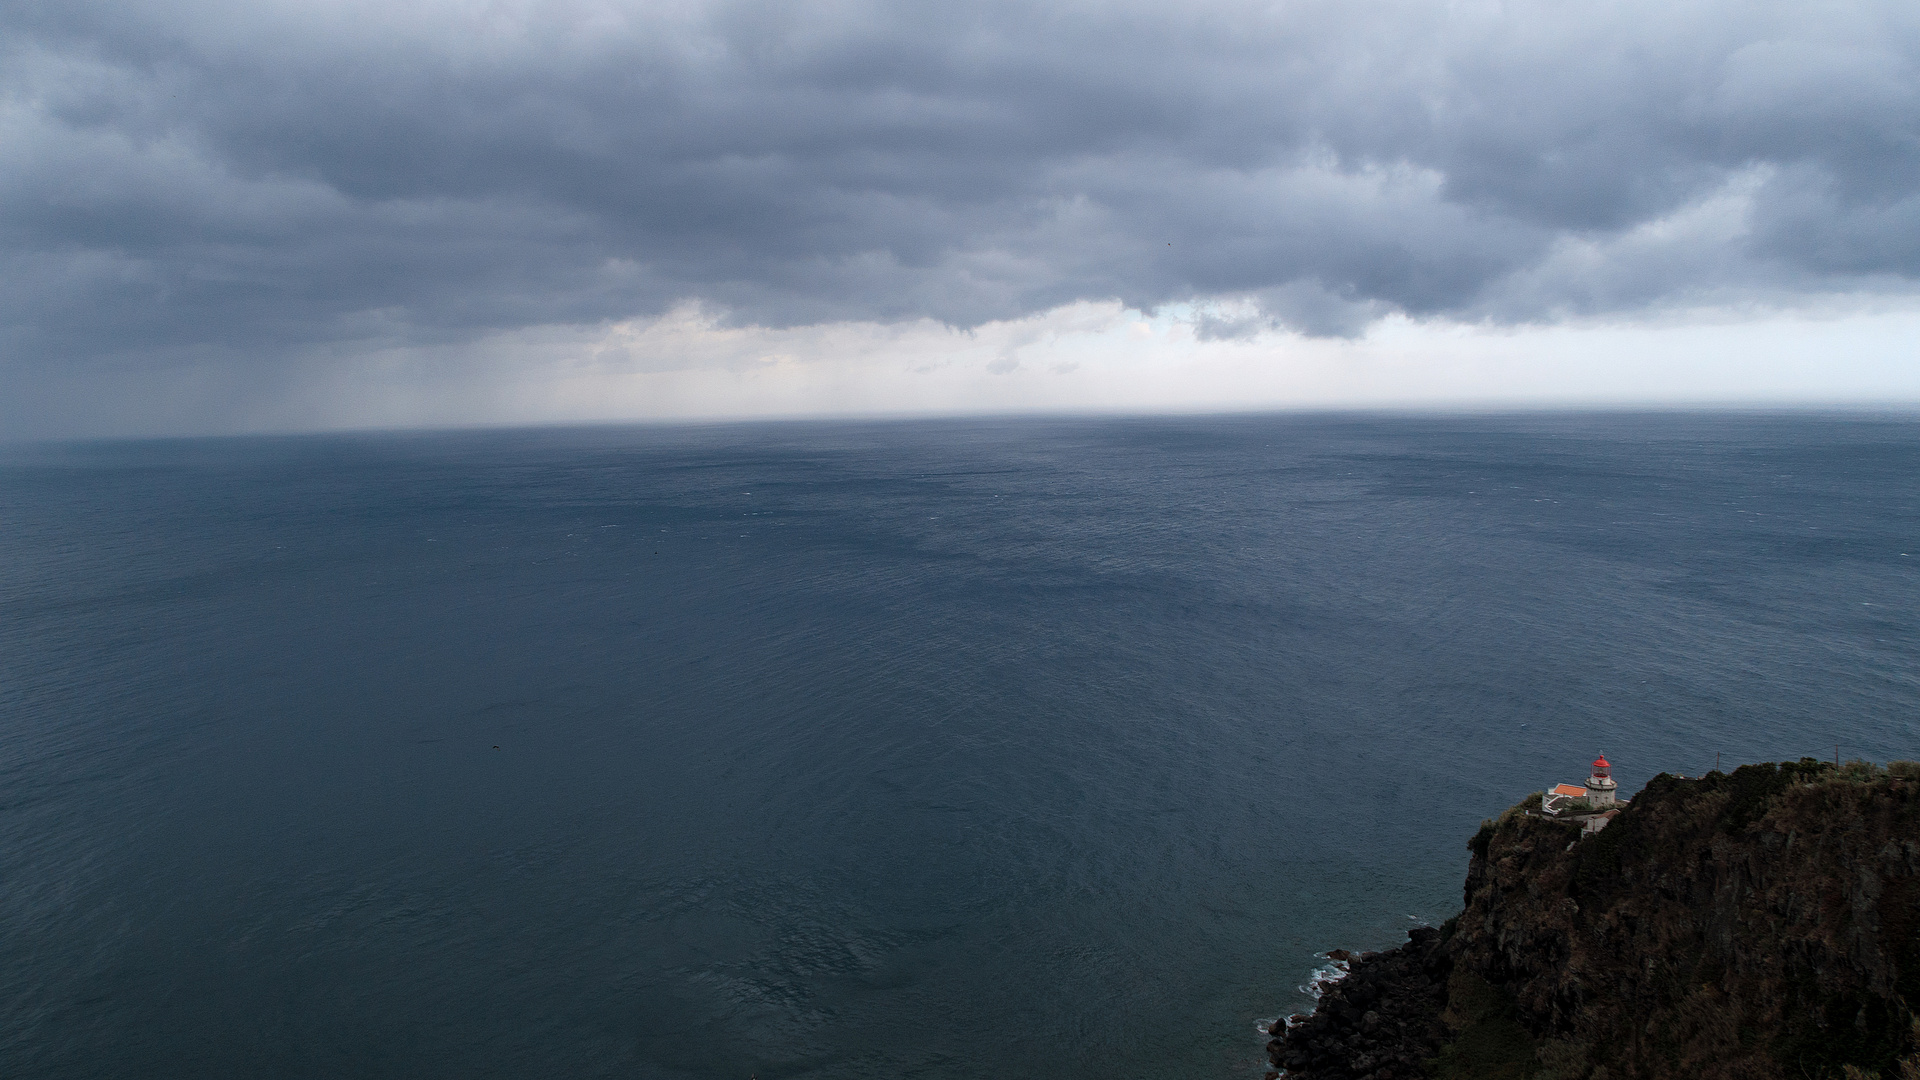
left=1266, top=925, right=1452, bottom=1080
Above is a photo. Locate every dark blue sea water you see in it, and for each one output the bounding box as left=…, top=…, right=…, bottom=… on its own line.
left=2, top=413, right=1917, bottom=1079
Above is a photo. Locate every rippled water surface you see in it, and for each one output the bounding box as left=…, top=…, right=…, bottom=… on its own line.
left=3, top=413, right=1916, bottom=1078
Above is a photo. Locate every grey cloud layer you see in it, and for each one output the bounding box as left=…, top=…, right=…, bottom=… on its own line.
left=4, top=0, right=1918, bottom=364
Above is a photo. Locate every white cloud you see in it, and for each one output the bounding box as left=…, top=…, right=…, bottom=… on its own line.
left=9, top=302, right=1915, bottom=438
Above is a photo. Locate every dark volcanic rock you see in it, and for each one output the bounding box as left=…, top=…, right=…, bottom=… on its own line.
left=1271, top=760, right=1920, bottom=1080
left=1266, top=926, right=1452, bottom=1080
left=1444, top=761, right=1920, bottom=1079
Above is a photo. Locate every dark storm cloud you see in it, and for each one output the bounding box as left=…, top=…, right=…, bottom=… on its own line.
left=3, top=0, right=1918, bottom=365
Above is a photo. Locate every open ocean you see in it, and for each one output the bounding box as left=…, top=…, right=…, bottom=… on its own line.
left=2, top=412, right=1916, bottom=1079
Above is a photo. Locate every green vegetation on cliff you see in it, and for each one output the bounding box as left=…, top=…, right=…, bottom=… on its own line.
left=1438, top=759, right=1920, bottom=1080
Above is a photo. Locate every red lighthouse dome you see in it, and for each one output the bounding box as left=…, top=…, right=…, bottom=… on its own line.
left=1584, top=756, right=1620, bottom=807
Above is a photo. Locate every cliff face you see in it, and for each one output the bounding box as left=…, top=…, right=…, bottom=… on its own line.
left=1272, top=761, right=1920, bottom=1080
left=1451, top=760, right=1920, bottom=1079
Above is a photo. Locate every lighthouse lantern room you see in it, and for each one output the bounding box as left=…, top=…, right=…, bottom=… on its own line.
left=1584, top=756, right=1618, bottom=807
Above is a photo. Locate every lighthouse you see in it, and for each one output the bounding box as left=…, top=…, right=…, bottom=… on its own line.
left=1541, top=755, right=1628, bottom=832
left=1585, top=756, right=1618, bottom=807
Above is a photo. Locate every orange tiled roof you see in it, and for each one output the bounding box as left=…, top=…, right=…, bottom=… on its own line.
left=1551, top=784, right=1588, bottom=798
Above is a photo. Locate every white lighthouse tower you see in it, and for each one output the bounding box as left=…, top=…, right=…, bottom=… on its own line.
left=1585, top=756, right=1618, bottom=807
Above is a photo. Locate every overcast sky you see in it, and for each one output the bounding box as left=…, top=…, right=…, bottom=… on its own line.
left=4, top=0, right=1919, bottom=436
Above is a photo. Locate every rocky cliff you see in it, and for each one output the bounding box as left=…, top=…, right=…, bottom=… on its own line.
left=1269, top=760, right=1920, bottom=1080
